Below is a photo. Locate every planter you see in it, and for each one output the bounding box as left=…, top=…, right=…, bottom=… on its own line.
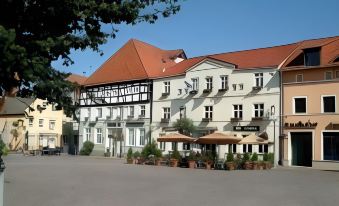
left=155, top=158, right=163, bottom=166
left=127, top=158, right=133, bottom=164
left=170, top=159, right=179, bottom=167
left=252, top=161, right=259, bottom=170
left=265, top=162, right=273, bottom=169
left=226, top=162, right=235, bottom=170
left=244, top=161, right=253, bottom=170
left=258, top=162, right=264, bottom=170
left=205, top=161, right=213, bottom=170
left=188, top=160, right=196, bottom=169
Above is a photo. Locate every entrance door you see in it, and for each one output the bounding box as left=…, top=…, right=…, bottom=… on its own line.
left=291, top=132, right=312, bottom=167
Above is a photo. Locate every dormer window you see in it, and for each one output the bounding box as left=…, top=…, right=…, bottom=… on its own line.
left=304, top=47, right=320, bottom=66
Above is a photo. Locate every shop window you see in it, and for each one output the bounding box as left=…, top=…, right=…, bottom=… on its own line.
left=323, top=132, right=339, bottom=160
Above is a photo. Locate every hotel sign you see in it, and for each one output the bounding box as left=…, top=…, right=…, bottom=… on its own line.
left=233, top=126, right=260, bottom=132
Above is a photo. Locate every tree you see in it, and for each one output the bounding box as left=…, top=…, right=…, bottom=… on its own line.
left=0, top=0, right=181, bottom=116
left=173, top=118, right=195, bottom=136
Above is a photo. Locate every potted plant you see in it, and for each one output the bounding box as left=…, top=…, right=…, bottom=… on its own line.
left=133, top=151, right=141, bottom=164
left=126, top=147, right=133, bottom=164
left=262, top=153, right=269, bottom=169
left=203, top=151, right=214, bottom=170
left=243, top=153, right=252, bottom=170
left=187, top=151, right=196, bottom=169
left=267, top=152, right=274, bottom=169
left=225, top=153, right=235, bottom=170
left=258, top=161, right=265, bottom=170
left=170, top=149, right=181, bottom=167
left=251, top=152, right=259, bottom=170
left=155, top=148, right=163, bottom=166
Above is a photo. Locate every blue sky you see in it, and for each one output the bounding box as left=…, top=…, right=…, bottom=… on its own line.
left=52, top=0, right=339, bottom=76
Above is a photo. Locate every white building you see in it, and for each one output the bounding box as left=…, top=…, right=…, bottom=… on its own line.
left=152, top=43, right=298, bottom=163
left=78, top=39, right=185, bottom=156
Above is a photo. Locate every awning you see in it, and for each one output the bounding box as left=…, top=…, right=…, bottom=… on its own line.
left=195, top=132, right=241, bottom=144
left=239, top=133, right=269, bottom=145
left=157, top=133, right=195, bottom=143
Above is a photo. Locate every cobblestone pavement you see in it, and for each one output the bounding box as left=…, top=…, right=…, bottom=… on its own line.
left=3, top=154, right=339, bottom=206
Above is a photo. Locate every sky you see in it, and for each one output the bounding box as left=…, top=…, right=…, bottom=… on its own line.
left=51, top=0, right=339, bottom=76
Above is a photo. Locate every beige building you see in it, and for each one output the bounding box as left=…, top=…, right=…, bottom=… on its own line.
left=0, top=97, right=63, bottom=151
left=281, top=36, right=339, bottom=170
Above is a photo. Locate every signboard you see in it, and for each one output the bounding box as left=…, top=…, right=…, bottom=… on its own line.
left=233, top=126, right=260, bottom=132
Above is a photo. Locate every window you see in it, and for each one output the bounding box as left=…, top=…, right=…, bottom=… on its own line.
left=239, top=84, right=243, bottom=90
left=232, top=84, right=236, bottom=91
left=107, top=107, right=112, bottom=118
left=304, top=47, right=320, bottom=66
left=96, top=128, right=102, bottom=144
left=128, top=128, right=135, bottom=146
left=49, top=120, right=56, bottom=130
left=206, top=77, right=213, bottom=90
left=140, top=105, right=146, bottom=117
left=229, top=144, right=237, bottom=153
left=97, top=108, right=102, bottom=118
left=233, top=104, right=243, bottom=118
left=243, top=144, right=252, bottom=153
left=220, top=75, right=228, bottom=90
left=87, top=108, right=91, bottom=117
left=336, top=70, right=339, bottom=79
left=163, top=81, right=170, bottom=94
left=163, top=107, right=170, bottom=119
left=192, top=78, right=199, bottom=91
left=254, top=104, right=264, bottom=117
left=179, top=107, right=186, bottom=119
left=159, top=142, right=166, bottom=150
left=39, top=119, right=44, bottom=127
left=205, top=106, right=213, bottom=119
left=296, top=74, right=303, bottom=82
left=293, top=97, right=307, bottom=114
left=255, top=73, right=263, bottom=87
left=129, top=106, right=134, bottom=117
left=323, top=132, right=339, bottom=160
left=85, top=128, right=91, bottom=141
left=322, top=96, right=336, bottom=113
left=171, top=142, right=178, bottom=150
left=29, top=118, right=33, bottom=127
left=258, top=145, right=268, bottom=153
left=139, top=129, right=145, bottom=146
left=325, top=71, right=333, bottom=80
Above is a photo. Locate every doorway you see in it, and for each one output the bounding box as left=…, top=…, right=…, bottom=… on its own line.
left=291, top=132, right=312, bottom=167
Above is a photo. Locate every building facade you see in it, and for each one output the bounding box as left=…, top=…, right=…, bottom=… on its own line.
left=281, top=36, right=339, bottom=170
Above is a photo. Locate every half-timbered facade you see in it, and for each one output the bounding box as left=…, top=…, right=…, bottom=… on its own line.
left=78, top=39, right=185, bottom=156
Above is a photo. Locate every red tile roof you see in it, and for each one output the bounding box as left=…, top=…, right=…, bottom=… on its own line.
left=66, top=74, right=87, bottom=85
left=84, top=39, right=184, bottom=86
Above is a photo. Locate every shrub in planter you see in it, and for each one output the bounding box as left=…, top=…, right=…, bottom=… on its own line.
left=267, top=152, right=274, bottom=169
left=202, top=151, right=214, bottom=170
left=251, top=152, right=259, bottom=170
left=226, top=153, right=235, bottom=170
left=263, top=153, right=269, bottom=169
left=79, top=141, right=94, bottom=156
left=126, top=147, right=134, bottom=164
left=133, top=151, right=141, bottom=164
left=243, top=153, right=252, bottom=170
left=170, top=149, right=181, bottom=167
left=187, top=151, right=197, bottom=169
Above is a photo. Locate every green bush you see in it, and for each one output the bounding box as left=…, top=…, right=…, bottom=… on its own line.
left=187, top=151, right=197, bottom=161
left=263, top=153, right=269, bottom=161
left=243, top=153, right=250, bottom=162
left=141, top=140, right=162, bottom=158
left=127, top=147, right=133, bottom=159
left=171, top=149, right=181, bottom=160
left=226, top=153, right=234, bottom=162
left=79, top=141, right=94, bottom=156
left=268, top=153, right=274, bottom=164
left=0, top=139, right=9, bottom=156
left=251, top=152, right=258, bottom=162
left=133, top=151, right=141, bottom=159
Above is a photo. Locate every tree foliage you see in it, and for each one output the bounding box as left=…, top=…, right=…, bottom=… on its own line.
left=0, top=0, right=181, bottom=115
left=173, top=117, right=195, bottom=136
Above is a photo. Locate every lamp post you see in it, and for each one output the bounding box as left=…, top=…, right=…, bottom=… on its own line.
left=271, top=105, right=277, bottom=167
left=0, top=150, right=5, bottom=206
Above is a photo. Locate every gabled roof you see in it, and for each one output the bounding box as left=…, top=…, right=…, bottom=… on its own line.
left=0, top=97, right=34, bottom=116
left=84, top=39, right=184, bottom=86
left=66, top=74, right=87, bottom=85
left=282, top=36, right=339, bottom=68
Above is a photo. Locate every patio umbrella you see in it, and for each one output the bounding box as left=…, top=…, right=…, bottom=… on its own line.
left=239, top=133, right=269, bottom=145
left=157, top=133, right=195, bottom=143
left=195, top=132, right=241, bottom=144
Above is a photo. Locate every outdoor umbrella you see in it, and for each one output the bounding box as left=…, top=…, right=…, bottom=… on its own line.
left=157, top=133, right=195, bottom=143
left=239, top=133, right=269, bottom=145
left=195, top=132, right=241, bottom=144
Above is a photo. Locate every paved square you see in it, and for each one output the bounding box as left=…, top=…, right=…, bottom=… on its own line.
left=3, top=154, right=339, bottom=206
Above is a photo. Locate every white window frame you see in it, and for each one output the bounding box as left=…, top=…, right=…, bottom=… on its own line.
left=159, top=142, right=166, bottom=150
left=139, top=128, right=145, bottom=146
left=192, top=78, right=199, bottom=91
left=293, top=96, right=308, bottom=115
left=39, top=119, right=44, bottom=127
left=324, top=71, right=333, bottom=80
left=85, top=128, right=91, bottom=141
left=140, top=105, right=146, bottom=117
left=97, top=108, right=102, bottom=118
left=321, top=95, right=336, bottom=113
left=163, top=107, right=171, bottom=119
left=206, top=77, right=213, bottom=90
left=254, top=73, right=263, bottom=87
left=233, top=104, right=243, bottom=118
left=49, top=120, right=56, bottom=130
left=296, top=74, right=303, bottom=82
left=239, top=83, right=244, bottom=90
left=253, top=103, right=264, bottom=118
left=163, top=81, right=170, bottom=94
left=128, top=128, right=135, bottom=146
left=95, top=128, right=103, bottom=144
left=335, top=70, right=339, bottom=79
left=29, top=118, right=33, bottom=127
left=204, top=106, right=213, bottom=119
left=220, top=75, right=228, bottom=90
left=129, top=106, right=134, bottom=117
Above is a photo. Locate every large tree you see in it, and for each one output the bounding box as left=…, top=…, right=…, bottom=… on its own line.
left=0, top=0, right=181, bottom=116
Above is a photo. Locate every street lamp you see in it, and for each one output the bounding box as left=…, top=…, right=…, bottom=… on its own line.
left=271, top=105, right=276, bottom=167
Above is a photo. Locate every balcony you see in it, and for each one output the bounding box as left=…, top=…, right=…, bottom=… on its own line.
left=189, top=90, right=198, bottom=95
left=161, top=92, right=170, bottom=97
left=218, top=86, right=228, bottom=92
left=251, top=117, right=263, bottom=121
left=138, top=115, right=145, bottom=119
left=161, top=118, right=170, bottom=123
left=230, top=117, right=242, bottom=122
left=203, top=89, right=212, bottom=94
left=202, top=118, right=212, bottom=122
left=252, top=86, right=263, bottom=91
